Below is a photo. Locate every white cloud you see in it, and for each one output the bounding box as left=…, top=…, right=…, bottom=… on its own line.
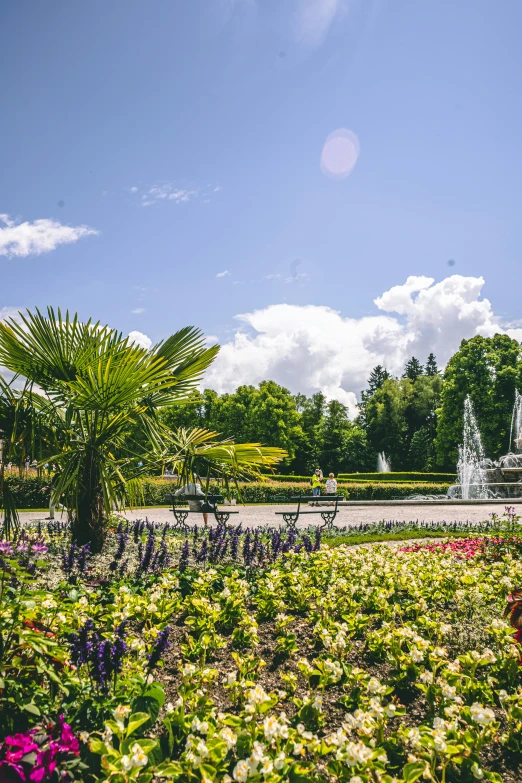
left=216, top=270, right=231, bottom=278
left=0, top=307, right=23, bottom=323
left=130, top=183, right=222, bottom=207
left=141, top=184, right=196, bottom=207
left=204, top=275, right=522, bottom=418
left=127, top=330, right=152, bottom=350
left=131, top=307, right=145, bottom=314
left=0, top=214, right=98, bottom=258
left=292, top=0, right=348, bottom=47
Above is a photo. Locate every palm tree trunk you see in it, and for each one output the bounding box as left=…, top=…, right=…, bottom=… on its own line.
left=70, top=462, right=109, bottom=552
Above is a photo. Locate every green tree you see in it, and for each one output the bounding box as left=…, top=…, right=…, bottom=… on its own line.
left=317, top=400, right=351, bottom=474
left=425, top=353, right=439, bottom=376
left=291, top=392, right=326, bottom=474
left=366, top=365, right=391, bottom=393
left=365, top=379, right=410, bottom=468
left=435, top=334, right=522, bottom=469
left=408, top=426, right=435, bottom=471
left=244, top=381, right=303, bottom=463
left=403, top=357, right=424, bottom=382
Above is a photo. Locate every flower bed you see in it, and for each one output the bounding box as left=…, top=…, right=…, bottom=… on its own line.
left=1, top=519, right=522, bottom=782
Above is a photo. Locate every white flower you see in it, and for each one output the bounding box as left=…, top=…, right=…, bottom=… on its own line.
left=260, top=760, right=273, bottom=776
left=312, top=694, right=323, bottom=710
left=419, top=671, right=433, bottom=684
left=274, top=752, right=286, bottom=770
left=120, top=755, right=133, bottom=772
left=102, top=726, right=113, bottom=744
left=113, top=705, right=130, bottom=724
left=165, top=702, right=176, bottom=713
left=471, top=762, right=484, bottom=779
left=191, top=716, right=209, bottom=734
left=367, top=677, right=385, bottom=695
left=232, top=759, right=249, bottom=782
left=78, top=596, right=89, bottom=607
left=42, top=599, right=57, bottom=610
left=181, top=663, right=196, bottom=678
left=220, top=727, right=237, bottom=749
left=130, top=743, right=148, bottom=767
left=79, top=731, right=89, bottom=743
left=470, top=702, right=495, bottom=726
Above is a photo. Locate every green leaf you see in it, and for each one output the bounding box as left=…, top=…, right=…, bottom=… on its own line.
left=126, top=712, right=152, bottom=738
left=402, top=761, right=427, bottom=783
left=143, top=681, right=165, bottom=709
left=155, top=762, right=183, bottom=778
left=130, top=696, right=160, bottom=732
left=89, top=738, right=107, bottom=755
left=22, top=702, right=41, bottom=716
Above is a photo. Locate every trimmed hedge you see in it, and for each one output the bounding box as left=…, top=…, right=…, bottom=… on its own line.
left=2, top=475, right=51, bottom=508
left=2, top=475, right=451, bottom=508
left=134, top=479, right=452, bottom=504
left=338, top=472, right=456, bottom=483
left=264, top=472, right=456, bottom=484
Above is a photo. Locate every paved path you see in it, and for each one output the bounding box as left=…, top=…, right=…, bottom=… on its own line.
left=18, top=502, right=518, bottom=530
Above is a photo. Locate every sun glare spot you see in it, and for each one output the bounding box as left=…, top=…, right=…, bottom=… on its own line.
left=320, top=128, right=360, bottom=179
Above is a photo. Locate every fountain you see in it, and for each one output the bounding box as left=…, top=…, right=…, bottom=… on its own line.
left=377, top=452, right=391, bottom=473
left=456, top=396, right=488, bottom=499
left=447, top=391, right=522, bottom=499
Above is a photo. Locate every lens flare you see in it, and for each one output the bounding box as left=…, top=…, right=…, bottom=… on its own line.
left=320, top=128, right=360, bottom=179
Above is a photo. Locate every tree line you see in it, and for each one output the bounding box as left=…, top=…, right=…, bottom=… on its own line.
left=159, top=334, right=522, bottom=474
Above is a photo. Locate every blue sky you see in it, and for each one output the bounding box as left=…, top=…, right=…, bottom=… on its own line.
left=2, top=0, right=522, bottom=408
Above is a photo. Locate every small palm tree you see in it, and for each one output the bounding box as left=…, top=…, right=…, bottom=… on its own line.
left=164, top=426, right=286, bottom=497
left=0, top=308, right=285, bottom=549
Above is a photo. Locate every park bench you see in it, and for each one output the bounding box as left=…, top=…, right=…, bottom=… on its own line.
left=169, top=493, right=239, bottom=531
left=275, top=495, right=343, bottom=532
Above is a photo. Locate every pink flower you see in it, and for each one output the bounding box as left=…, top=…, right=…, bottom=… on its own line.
left=4, top=732, right=38, bottom=762
left=29, top=750, right=56, bottom=782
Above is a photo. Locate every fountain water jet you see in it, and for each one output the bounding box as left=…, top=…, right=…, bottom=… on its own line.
left=377, top=452, right=391, bottom=473
left=456, top=396, right=487, bottom=499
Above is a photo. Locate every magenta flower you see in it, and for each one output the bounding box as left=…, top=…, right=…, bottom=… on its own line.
left=0, top=541, right=14, bottom=556
left=4, top=732, right=38, bottom=762
left=29, top=750, right=57, bottom=782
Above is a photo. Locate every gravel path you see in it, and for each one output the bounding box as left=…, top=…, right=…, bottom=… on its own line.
left=17, top=502, right=517, bottom=529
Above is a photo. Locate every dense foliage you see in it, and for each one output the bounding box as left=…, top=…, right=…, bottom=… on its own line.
left=1, top=513, right=522, bottom=782
left=158, top=337, right=522, bottom=474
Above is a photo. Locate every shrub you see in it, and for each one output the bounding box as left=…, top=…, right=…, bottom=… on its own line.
left=2, top=475, right=452, bottom=509
left=337, top=471, right=456, bottom=483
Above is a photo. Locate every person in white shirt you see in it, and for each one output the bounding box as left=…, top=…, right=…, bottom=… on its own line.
left=174, top=476, right=210, bottom=526
left=325, top=473, right=337, bottom=494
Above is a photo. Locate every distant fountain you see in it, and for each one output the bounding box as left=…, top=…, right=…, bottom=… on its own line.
left=456, top=396, right=488, bottom=499
left=510, top=390, right=522, bottom=453
left=377, top=452, right=391, bottom=473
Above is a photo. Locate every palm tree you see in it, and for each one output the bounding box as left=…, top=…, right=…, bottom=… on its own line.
left=164, top=426, right=286, bottom=498
left=0, top=308, right=285, bottom=549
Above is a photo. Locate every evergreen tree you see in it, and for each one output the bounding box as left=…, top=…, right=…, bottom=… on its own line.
left=366, top=365, right=390, bottom=394
left=425, top=353, right=439, bottom=376
left=403, top=357, right=424, bottom=382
